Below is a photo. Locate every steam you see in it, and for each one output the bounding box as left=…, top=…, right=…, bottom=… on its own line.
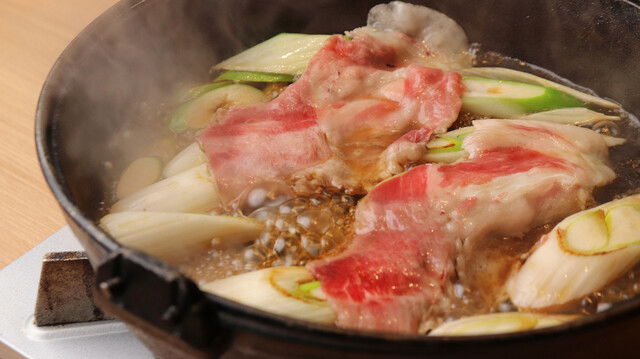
left=57, top=0, right=376, bottom=216
left=57, top=0, right=281, bottom=214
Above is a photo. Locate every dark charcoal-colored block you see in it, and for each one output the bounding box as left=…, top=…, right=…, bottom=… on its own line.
left=34, top=251, right=111, bottom=326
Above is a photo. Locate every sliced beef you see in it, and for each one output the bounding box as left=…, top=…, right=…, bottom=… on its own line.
left=198, top=29, right=462, bottom=204
left=308, top=120, right=615, bottom=333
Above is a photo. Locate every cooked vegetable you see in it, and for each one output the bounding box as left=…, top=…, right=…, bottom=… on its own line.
left=517, top=107, right=620, bottom=125
left=423, top=126, right=472, bottom=163
left=462, top=77, right=585, bottom=118
left=215, top=70, right=295, bottom=83
left=214, top=33, right=331, bottom=76
left=460, top=67, right=620, bottom=109
left=116, top=157, right=163, bottom=199
left=169, top=84, right=267, bottom=132
left=100, top=212, right=263, bottom=262
left=521, top=108, right=626, bottom=145
left=162, top=142, right=207, bottom=178
left=181, top=82, right=231, bottom=102
left=111, top=164, right=220, bottom=213
left=201, top=266, right=334, bottom=324
left=507, top=194, right=640, bottom=309
left=423, top=124, right=624, bottom=164
left=600, top=134, right=626, bottom=147
left=429, top=313, right=577, bottom=336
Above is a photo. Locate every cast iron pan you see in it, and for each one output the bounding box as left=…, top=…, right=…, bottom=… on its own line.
left=36, top=0, right=640, bottom=357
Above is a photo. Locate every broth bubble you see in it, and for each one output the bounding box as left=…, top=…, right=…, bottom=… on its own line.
left=238, top=181, right=295, bottom=214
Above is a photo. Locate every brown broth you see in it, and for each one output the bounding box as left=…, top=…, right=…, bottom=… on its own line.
left=178, top=193, right=357, bottom=284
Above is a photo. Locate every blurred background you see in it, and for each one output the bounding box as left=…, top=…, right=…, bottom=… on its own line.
left=0, top=0, right=118, bottom=268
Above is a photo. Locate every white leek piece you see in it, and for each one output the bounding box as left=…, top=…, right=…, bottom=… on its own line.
left=201, top=266, right=334, bottom=324
left=600, top=135, right=626, bottom=147
left=214, top=33, right=331, bottom=76
left=100, top=212, right=263, bottom=262
left=462, top=77, right=584, bottom=118
left=116, top=157, right=163, bottom=199
left=429, top=313, right=577, bottom=336
left=460, top=67, right=620, bottom=109
left=170, top=84, right=267, bottom=132
left=518, top=109, right=626, bottom=146
left=423, top=126, right=473, bottom=163
left=507, top=194, right=640, bottom=309
left=111, top=164, right=219, bottom=213
left=423, top=124, right=624, bottom=164
left=518, top=107, right=620, bottom=125
left=162, top=142, right=207, bottom=178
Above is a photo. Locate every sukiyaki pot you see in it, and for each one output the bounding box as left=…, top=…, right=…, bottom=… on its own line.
left=36, top=2, right=640, bottom=357
left=97, top=1, right=640, bottom=336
